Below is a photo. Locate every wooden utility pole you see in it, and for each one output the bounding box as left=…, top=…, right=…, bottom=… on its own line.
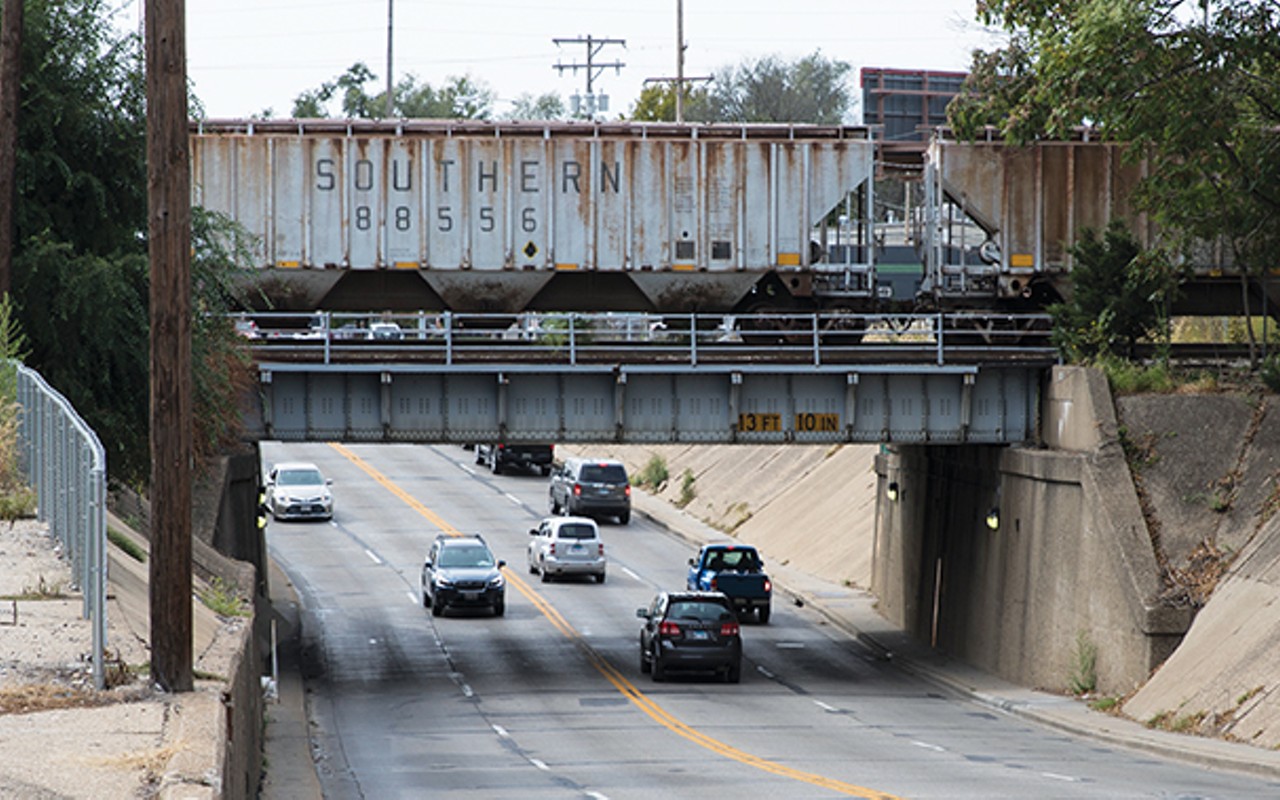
left=146, top=0, right=193, bottom=693
left=0, top=0, right=23, bottom=295
left=643, top=1, right=710, bottom=123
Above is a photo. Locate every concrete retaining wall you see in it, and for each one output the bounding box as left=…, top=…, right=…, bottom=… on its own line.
left=872, top=366, right=1192, bottom=694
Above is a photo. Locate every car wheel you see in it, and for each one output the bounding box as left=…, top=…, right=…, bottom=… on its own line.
left=640, top=644, right=651, bottom=674
left=617, top=510, right=630, bottom=525
left=421, top=588, right=429, bottom=608
left=596, top=571, right=606, bottom=584
left=757, top=605, right=771, bottom=624
left=430, top=594, right=445, bottom=617
left=528, top=558, right=538, bottom=575
left=493, top=599, right=505, bottom=617
left=489, top=454, right=502, bottom=475
left=549, top=495, right=559, bottom=515
left=726, top=660, right=741, bottom=684
left=475, top=449, right=485, bottom=465
left=541, top=465, right=552, bottom=477
left=651, top=654, right=665, bottom=682
left=540, top=561, right=552, bottom=583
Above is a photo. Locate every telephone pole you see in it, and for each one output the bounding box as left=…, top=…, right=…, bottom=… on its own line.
left=553, top=35, right=625, bottom=119
left=0, top=0, right=23, bottom=295
left=644, top=0, right=710, bottom=123
left=146, top=0, right=194, bottom=693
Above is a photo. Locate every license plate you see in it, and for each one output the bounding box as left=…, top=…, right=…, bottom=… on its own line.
left=687, top=630, right=709, bottom=641
left=462, top=591, right=480, bottom=601
left=570, top=544, right=584, bottom=554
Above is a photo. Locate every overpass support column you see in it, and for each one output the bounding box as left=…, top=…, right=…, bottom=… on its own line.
left=496, top=373, right=509, bottom=438
left=729, top=372, right=742, bottom=443
left=845, top=373, right=858, bottom=442
left=961, top=373, right=974, bottom=443
left=380, top=372, right=392, bottom=440
left=260, top=371, right=274, bottom=439
left=613, top=372, right=626, bottom=442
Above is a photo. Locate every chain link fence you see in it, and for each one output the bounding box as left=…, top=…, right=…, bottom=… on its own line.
left=13, top=363, right=107, bottom=690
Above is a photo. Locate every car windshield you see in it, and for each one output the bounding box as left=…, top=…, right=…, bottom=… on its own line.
left=278, top=469, right=324, bottom=486
left=558, top=524, right=595, bottom=540
left=667, top=601, right=733, bottom=623
left=581, top=464, right=627, bottom=483
left=439, top=545, right=495, bottom=568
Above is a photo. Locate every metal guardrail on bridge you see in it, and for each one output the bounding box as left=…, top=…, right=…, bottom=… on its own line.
left=240, top=312, right=1057, bottom=446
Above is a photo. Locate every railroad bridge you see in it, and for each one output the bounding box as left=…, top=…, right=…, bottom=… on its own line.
left=243, top=310, right=1055, bottom=446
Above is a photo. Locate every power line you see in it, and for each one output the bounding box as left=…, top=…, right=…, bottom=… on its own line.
left=552, top=35, right=625, bottom=118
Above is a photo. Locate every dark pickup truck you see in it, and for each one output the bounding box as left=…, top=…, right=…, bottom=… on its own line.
left=686, top=543, right=772, bottom=623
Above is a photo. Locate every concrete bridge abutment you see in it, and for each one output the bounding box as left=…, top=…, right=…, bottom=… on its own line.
left=872, top=366, right=1193, bottom=695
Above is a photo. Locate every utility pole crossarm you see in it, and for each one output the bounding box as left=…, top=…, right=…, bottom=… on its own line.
left=553, top=35, right=626, bottom=113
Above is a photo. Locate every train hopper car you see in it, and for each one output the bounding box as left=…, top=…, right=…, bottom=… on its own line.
left=190, top=119, right=879, bottom=314
left=921, top=129, right=1237, bottom=314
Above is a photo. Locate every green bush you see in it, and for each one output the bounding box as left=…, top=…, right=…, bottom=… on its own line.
left=676, top=468, right=696, bottom=508
left=1261, top=353, right=1280, bottom=392
left=635, top=455, right=669, bottom=490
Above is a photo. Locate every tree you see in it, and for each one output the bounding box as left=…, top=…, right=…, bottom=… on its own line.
left=292, top=63, right=495, bottom=119
left=1048, top=221, right=1178, bottom=361
left=6, top=0, right=255, bottom=486
left=706, top=51, right=852, bottom=124
left=954, top=1, right=1280, bottom=356
left=629, top=83, right=715, bottom=122
left=505, top=92, right=566, bottom=121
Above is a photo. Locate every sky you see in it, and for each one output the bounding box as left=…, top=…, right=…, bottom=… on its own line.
left=114, top=0, right=1008, bottom=121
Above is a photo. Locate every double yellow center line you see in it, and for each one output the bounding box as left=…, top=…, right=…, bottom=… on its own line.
left=331, top=442, right=898, bottom=799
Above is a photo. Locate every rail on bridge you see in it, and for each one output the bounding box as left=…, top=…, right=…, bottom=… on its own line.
left=241, top=311, right=1058, bottom=445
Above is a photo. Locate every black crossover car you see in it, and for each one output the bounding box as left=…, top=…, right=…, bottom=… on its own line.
left=549, top=457, right=631, bottom=524
left=637, top=591, right=742, bottom=683
left=421, top=535, right=506, bottom=617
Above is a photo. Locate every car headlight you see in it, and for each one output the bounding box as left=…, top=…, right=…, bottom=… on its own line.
left=435, top=576, right=455, bottom=588
left=487, top=574, right=505, bottom=589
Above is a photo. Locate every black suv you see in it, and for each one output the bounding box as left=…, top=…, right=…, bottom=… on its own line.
left=420, top=535, right=506, bottom=617
left=548, top=457, right=631, bottom=524
left=475, top=443, right=555, bottom=476
left=637, top=591, right=742, bottom=683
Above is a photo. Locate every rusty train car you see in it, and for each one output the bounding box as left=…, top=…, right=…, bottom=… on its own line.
left=190, top=119, right=879, bottom=314
left=191, top=119, right=1247, bottom=317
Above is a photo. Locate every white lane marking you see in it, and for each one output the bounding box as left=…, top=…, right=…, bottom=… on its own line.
left=756, top=665, right=776, bottom=679
left=460, top=465, right=477, bottom=476
left=622, top=567, right=642, bottom=581
left=585, top=793, right=610, bottom=800
left=776, top=642, right=806, bottom=649
left=406, top=591, right=418, bottom=605
left=814, top=700, right=838, bottom=713
left=912, top=741, right=946, bottom=752
left=505, top=493, right=522, bottom=505
left=369, top=638, right=377, bottom=645
left=364, top=549, right=381, bottom=565
left=461, top=683, right=474, bottom=698
left=492, top=724, right=509, bottom=738
left=1041, top=772, right=1080, bottom=782
left=529, top=758, right=550, bottom=771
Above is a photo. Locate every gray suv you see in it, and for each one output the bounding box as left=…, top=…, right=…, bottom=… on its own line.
left=548, top=457, right=631, bottom=524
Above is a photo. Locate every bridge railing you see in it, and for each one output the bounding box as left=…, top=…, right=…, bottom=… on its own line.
left=239, top=311, right=1058, bottom=367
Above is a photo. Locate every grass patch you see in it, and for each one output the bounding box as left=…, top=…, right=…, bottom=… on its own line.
left=108, top=526, right=147, bottom=562
left=1088, top=696, right=1121, bottom=713
left=676, top=468, right=696, bottom=508
left=0, top=486, right=36, bottom=523
left=1068, top=630, right=1098, bottom=696
left=1236, top=686, right=1264, bottom=706
left=198, top=576, right=248, bottom=618
left=0, top=575, right=68, bottom=601
left=634, top=455, right=669, bottom=491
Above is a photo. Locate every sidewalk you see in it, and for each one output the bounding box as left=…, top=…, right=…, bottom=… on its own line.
left=632, top=490, right=1280, bottom=783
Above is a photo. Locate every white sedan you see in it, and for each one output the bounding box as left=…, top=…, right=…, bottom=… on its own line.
left=265, top=462, right=334, bottom=521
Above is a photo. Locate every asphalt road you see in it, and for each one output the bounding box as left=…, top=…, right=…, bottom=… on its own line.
left=263, top=441, right=1277, bottom=799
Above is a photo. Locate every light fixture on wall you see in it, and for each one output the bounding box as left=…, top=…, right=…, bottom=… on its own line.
left=985, top=506, right=1000, bottom=531
left=887, top=481, right=900, bottom=502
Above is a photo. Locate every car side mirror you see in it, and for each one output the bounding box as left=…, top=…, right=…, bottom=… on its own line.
left=497, top=560, right=507, bottom=569
left=636, top=608, right=650, bottom=619
left=687, top=558, right=695, bottom=566
left=529, top=529, right=538, bottom=536
left=326, top=478, right=334, bottom=485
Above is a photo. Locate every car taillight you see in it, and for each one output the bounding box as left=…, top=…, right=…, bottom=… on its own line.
left=597, top=543, right=605, bottom=556
left=624, top=484, right=631, bottom=497
left=720, top=621, right=740, bottom=636
left=548, top=542, right=556, bottom=556
left=658, top=620, right=681, bottom=637
left=763, top=578, right=772, bottom=593
left=573, top=483, right=582, bottom=497
left=709, top=577, right=718, bottom=590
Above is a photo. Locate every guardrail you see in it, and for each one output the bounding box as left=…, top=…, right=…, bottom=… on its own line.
left=12, top=362, right=107, bottom=690
left=238, top=311, right=1059, bottom=367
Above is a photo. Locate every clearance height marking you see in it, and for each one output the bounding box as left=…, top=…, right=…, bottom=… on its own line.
left=329, top=442, right=899, bottom=800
